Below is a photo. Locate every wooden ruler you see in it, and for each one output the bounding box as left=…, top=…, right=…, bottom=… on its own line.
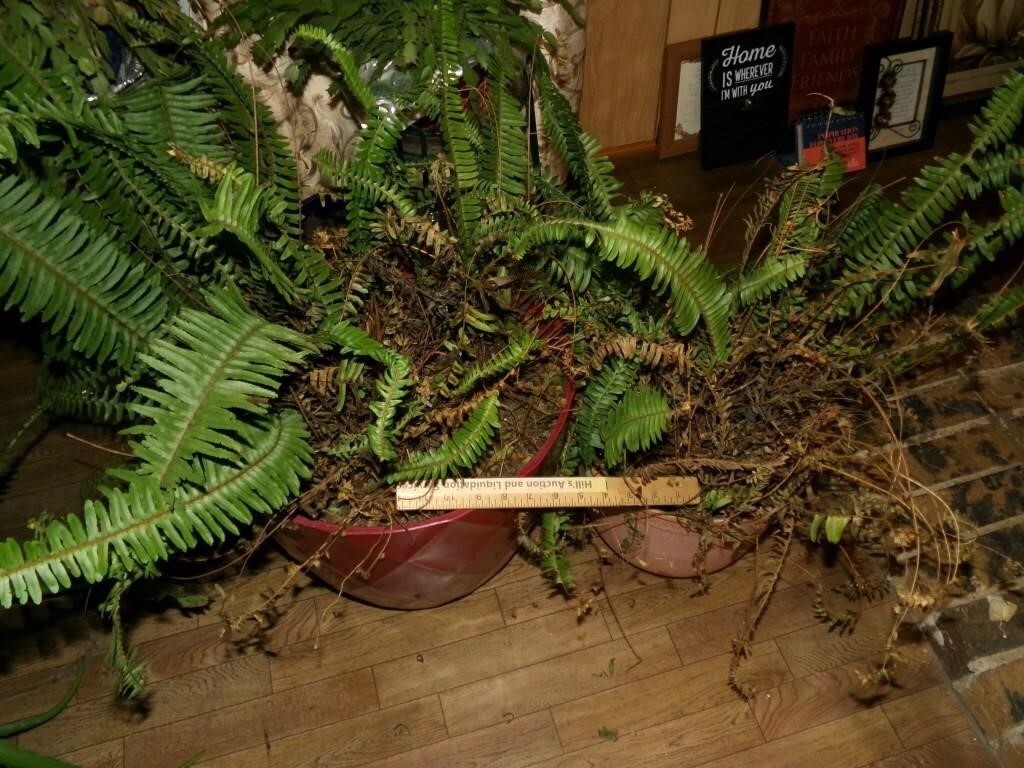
left=394, top=476, right=700, bottom=511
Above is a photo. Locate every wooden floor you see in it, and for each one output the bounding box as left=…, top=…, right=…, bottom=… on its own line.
left=0, top=109, right=1007, bottom=767
left=1, top=533, right=999, bottom=768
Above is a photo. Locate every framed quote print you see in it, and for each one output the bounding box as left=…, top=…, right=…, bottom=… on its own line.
left=658, top=40, right=703, bottom=159
left=861, top=32, right=952, bottom=158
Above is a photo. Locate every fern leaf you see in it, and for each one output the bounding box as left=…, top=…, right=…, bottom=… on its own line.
left=450, top=330, right=540, bottom=397
left=536, top=66, right=618, bottom=219
left=969, top=284, right=1024, bottom=332
left=600, top=386, right=672, bottom=468
left=37, top=368, right=133, bottom=425
left=0, top=175, right=169, bottom=366
left=198, top=167, right=300, bottom=302
left=737, top=252, right=808, bottom=306
left=0, top=411, right=310, bottom=608
left=479, top=48, right=528, bottom=200
left=576, top=358, right=640, bottom=466
left=833, top=70, right=1024, bottom=319
left=291, top=25, right=377, bottom=116
left=513, top=213, right=732, bottom=359
left=127, top=289, right=311, bottom=488
left=388, top=394, right=501, bottom=482
left=366, top=358, right=414, bottom=462
left=431, top=0, right=481, bottom=242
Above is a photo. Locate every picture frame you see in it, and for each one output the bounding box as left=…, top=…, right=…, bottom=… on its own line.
left=657, top=39, right=703, bottom=159
left=900, top=0, right=1024, bottom=98
left=860, top=32, right=952, bottom=159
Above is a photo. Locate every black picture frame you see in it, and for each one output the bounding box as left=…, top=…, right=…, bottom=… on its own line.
left=860, top=32, right=952, bottom=160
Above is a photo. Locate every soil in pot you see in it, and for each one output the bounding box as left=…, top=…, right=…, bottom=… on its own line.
left=276, top=255, right=574, bottom=607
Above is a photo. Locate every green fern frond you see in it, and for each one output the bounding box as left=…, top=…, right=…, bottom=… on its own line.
left=173, top=25, right=301, bottom=234
left=601, top=386, right=672, bottom=468
left=0, top=104, right=39, bottom=162
left=967, top=68, right=1024, bottom=153
left=198, top=167, right=299, bottom=302
left=114, top=73, right=232, bottom=164
left=127, top=289, right=311, bottom=488
left=388, top=394, right=500, bottom=482
left=536, top=66, right=618, bottom=219
left=546, top=245, right=594, bottom=293
left=513, top=213, right=732, bottom=359
left=329, top=322, right=405, bottom=368
left=763, top=154, right=842, bottom=261
left=479, top=47, right=528, bottom=200
left=966, top=143, right=1024, bottom=198
left=329, top=322, right=414, bottom=460
left=576, top=358, right=640, bottom=466
left=737, top=253, right=809, bottom=307
left=0, top=411, right=310, bottom=609
left=0, top=175, right=170, bottom=366
left=432, top=0, right=482, bottom=242
left=316, top=148, right=417, bottom=220
left=334, top=358, right=366, bottom=410
left=366, top=358, right=414, bottom=462
left=334, top=255, right=372, bottom=320
left=99, top=572, right=149, bottom=699
left=969, top=284, right=1024, bottom=331
left=292, top=25, right=377, bottom=116
left=37, top=368, right=133, bottom=425
left=450, top=330, right=540, bottom=397
left=833, top=71, right=1024, bottom=320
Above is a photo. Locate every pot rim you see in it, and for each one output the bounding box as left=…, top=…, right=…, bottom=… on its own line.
left=289, top=378, right=575, bottom=536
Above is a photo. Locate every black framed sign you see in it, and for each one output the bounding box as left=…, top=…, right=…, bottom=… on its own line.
left=700, top=22, right=794, bottom=171
left=860, top=32, right=952, bottom=159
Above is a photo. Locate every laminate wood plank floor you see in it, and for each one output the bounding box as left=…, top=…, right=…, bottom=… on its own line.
left=0, top=504, right=998, bottom=768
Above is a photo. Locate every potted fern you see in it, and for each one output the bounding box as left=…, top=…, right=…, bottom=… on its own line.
left=522, top=72, right=1024, bottom=689
left=0, top=0, right=717, bottom=691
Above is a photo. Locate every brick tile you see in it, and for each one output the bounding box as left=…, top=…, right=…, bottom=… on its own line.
left=957, top=655, right=1024, bottom=742
left=892, top=379, right=989, bottom=438
left=908, top=422, right=1021, bottom=486
left=945, top=466, right=1024, bottom=527
left=928, top=598, right=1024, bottom=679
left=975, top=361, right=1024, bottom=412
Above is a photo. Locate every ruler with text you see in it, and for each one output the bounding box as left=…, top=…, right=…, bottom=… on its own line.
left=394, top=476, right=700, bottom=511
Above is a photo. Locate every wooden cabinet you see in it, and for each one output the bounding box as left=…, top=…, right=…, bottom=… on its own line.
left=580, top=0, right=762, bottom=151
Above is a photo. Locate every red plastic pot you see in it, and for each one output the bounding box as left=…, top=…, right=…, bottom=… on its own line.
left=275, top=379, right=575, bottom=609
left=593, top=509, right=758, bottom=578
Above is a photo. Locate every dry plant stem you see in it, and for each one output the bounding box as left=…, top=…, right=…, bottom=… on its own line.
left=63, top=432, right=133, bottom=458
left=590, top=539, right=644, bottom=675
left=729, top=520, right=793, bottom=697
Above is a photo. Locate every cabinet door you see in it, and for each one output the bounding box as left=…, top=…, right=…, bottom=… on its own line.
left=579, top=0, right=671, bottom=149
